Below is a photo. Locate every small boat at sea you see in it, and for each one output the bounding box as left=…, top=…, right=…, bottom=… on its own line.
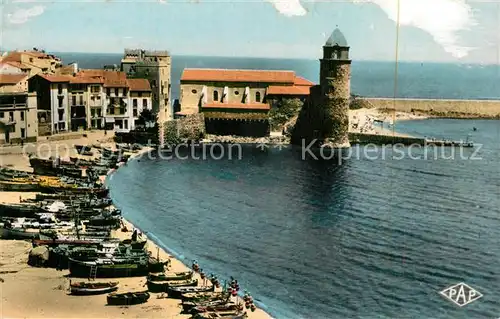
left=148, top=271, right=193, bottom=281
left=169, top=284, right=215, bottom=299
left=70, top=281, right=118, bottom=295
left=107, top=291, right=150, bottom=306
left=147, top=278, right=198, bottom=293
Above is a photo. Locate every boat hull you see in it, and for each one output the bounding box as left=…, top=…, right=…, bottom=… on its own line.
left=70, top=282, right=118, bottom=295
left=107, top=291, right=150, bottom=306
left=68, top=258, right=149, bottom=278
left=0, top=227, right=39, bottom=239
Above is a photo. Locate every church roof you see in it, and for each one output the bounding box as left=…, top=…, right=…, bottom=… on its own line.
left=325, top=28, right=348, bottom=47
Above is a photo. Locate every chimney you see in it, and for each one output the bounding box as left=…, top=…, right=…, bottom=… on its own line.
left=73, top=63, right=78, bottom=75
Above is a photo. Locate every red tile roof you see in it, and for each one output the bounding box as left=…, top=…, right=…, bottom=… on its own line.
left=267, top=85, right=311, bottom=95
left=70, top=76, right=104, bottom=84
left=181, top=68, right=296, bottom=84
left=0, top=74, right=28, bottom=84
left=127, top=78, right=151, bottom=91
left=294, top=76, right=315, bottom=86
left=203, top=102, right=270, bottom=110
left=1, top=61, right=31, bottom=70
left=103, top=71, right=128, bottom=88
left=38, top=74, right=71, bottom=83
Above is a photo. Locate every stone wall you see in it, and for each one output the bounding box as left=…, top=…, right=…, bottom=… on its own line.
left=363, top=98, right=500, bottom=118
left=162, top=113, right=205, bottom=145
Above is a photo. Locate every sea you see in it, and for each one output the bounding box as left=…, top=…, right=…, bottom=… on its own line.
left=61, top=52, right=500, bottom=318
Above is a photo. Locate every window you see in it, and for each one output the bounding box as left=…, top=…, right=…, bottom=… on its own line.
left=91, top=96, right=95, bottom=101
left=255, top=91, right=261, bottom=102
left=192, top=89, right=197, bottom=94
left=133, top=109, right=138, bottom=117
left=114, top=88, right=119, bottom=96
left=9, top=112, right=14, bottom=122
left=57, top=84, right=62, bottom=94
left=106, top=88, right=110, bottom=96
left=165, top=98, right=168, bottom=106
left=21, top=128, right=25, bottom=139
left=124, top=120, right=128, bottom=130
left=143, top=99, right=147, bottom=108
left=133, top=99, right=138, bottom=107
left=58, top=98, right=63, bottom=108
left=152, top=80, right=156, bottom=87
left=138, top=92, right=142, bottom=97
left=58, top=110, right=64, bottom=121
left=91, top=86, right=100, bottom=93
left=72, top=96, right=76, bottom=105
left=0, top=112, right=4, bottom=118
left=234, top=91, right=239, bottom=95
left=91, top=109, right=95, bottom=117
left=97, top=96, right=101, bottom=100
left=213, top=91, right=219, bottom=102
left=79, top=96, right=83, bottom=105
left=29, top=58, right=33, bottom=63
left=20, top=111, right=24, bottom=121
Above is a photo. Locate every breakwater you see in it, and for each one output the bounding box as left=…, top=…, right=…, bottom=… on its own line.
left=363, top=98, right=500, bottom=118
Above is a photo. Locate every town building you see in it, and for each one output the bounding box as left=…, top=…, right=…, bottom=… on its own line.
left=0, top=50, right=62, bottom=77
left=0, top=74, right=29, bottom=93
left=0, top=92, right=38, bottom=144
left=28, top=70, right=152, bottom=134
left=178, top=68, right=314, bottom=136
left=292, top=28, right=351, bottom=146
left=120, top=49, right=172, bottom=120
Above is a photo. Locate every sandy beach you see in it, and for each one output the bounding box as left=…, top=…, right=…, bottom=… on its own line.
left=0, top=132, right=272, bottom=319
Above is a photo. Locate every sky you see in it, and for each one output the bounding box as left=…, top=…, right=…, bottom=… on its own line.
left=1, top=0, right=500, bottom=63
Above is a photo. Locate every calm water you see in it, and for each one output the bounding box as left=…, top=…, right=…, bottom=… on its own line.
left=56, top=52, right=500, bottom=101
left=107, top=119, right=500, bottom=319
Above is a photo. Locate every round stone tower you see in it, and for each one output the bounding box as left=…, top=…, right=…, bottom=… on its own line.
left=319, top=28, right=351, bottom=145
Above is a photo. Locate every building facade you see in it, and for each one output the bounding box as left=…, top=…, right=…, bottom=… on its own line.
left=0, top=50, right=62, bottom=77
left=121, top=49, right=172, bottom=120
left=178, top=68, right=314, bottom=136
left=0, top=92, right=38, bottom=144
left=0, top=74, right=29, bottom=93
left=28, top=70, right=152, bottom=134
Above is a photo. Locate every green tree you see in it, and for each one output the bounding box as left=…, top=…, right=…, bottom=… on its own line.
left=268, top=98, right=304, bottom=131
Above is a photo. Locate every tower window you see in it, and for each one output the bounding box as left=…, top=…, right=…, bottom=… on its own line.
left=332, top=51, right=338, bottom=59
left=255, top=91, right=261, bottom=103
left=213, top=90, right=219, bottom=102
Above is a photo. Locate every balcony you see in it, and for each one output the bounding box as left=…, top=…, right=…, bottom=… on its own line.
left=0, top=103, right=27, bottom=110
left=57, top=91, right=65, bottom=96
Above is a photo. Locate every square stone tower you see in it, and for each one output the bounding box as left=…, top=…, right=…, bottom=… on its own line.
left=121, top=49, right=172, bottom=121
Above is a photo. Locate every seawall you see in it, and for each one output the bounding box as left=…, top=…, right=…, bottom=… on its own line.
left=363, top=98, right=500, bottom=118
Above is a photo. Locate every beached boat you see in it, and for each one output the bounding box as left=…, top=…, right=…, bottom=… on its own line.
left=148, top=271, right=193, bottom=281
left=147, top=278, right=198, bottom=293
left=107, top=291, right=150, bottom=306
left=0, top=224, right=39, bottom=239
left=181, top=291, right=229, bottom=303
left=169, top=284, right=215, bottom=299
left=70, top=281, right=118, bottom=295
left=191, top=311, right=247, bottom=319
left=182, top=299, right=234, bottom=313
left=68, top=256, right=150, bottom=278
left=190, top=302, right=244, bottom=315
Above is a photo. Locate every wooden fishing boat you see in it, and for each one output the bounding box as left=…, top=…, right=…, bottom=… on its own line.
left=107, top=291, right=150, bottom=306
left=70, top=281, right=118, bottom=295
left=181, top=291, right=229, bottom=303
left=182, top=299, right=234, bottom=313
left=191, top=303, right=244, bottom=315
left=148, top=271, right=193, bottom=282
left=191, top=311, right=247, bottom=319
left=169, top=284, right=215, bottom=299
left=147, top=278, right=198, bottom=293
left=68, top=257, right=150, bottom=278
left=0, top=225, right=39, bottom=239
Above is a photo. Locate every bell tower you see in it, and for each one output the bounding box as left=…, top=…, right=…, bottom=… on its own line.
left=319, top=28, right=351, bottom=145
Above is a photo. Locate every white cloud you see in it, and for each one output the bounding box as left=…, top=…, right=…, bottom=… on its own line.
left=7, top=5, right=45, bottom=24
left=267, top=0, right=307, bottom=17
left=270, top=0, right=477, bottom=58
left=365, top=0, right=476, bottom=58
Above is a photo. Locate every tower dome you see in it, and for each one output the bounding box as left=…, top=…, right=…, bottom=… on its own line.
left=325, top=28, right=348, bottom=47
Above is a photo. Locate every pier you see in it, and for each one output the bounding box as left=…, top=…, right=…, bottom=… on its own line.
left=348, top=132, right=474, bottom=147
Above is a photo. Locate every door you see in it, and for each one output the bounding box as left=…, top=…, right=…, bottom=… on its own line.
left=5, top=129, right=9, bottom=143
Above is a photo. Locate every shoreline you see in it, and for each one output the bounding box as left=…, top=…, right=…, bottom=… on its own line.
left=0, top=133, right=272, bottom=319
left=107, top=147, right=274, bottom=319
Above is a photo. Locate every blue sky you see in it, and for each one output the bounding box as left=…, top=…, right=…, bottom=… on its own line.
left=1, top=0, right=500, bottom=63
